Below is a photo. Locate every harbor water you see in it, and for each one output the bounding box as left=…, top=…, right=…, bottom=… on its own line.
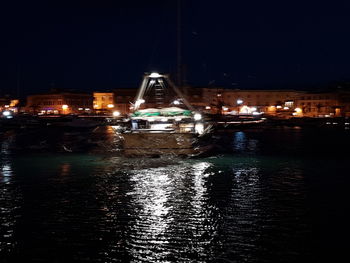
left=1, top=126, right=349, bottom=262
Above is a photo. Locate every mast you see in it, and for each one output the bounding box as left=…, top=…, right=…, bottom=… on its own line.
left=176, top=0, right=182, bottom=87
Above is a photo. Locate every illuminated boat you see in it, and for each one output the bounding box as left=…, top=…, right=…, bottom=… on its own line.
left=120, top=73, right=213, bottom=157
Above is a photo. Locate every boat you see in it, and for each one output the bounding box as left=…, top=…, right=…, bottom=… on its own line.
left=120, top=73, right=213, bottom=157
left=213, top=114, right=266, bottom=131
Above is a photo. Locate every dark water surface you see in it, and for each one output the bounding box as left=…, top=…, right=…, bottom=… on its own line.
left=1, top=127, right=349, bottom=262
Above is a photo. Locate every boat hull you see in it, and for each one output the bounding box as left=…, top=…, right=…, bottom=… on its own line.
left=121, top=132, right=211, bottom=157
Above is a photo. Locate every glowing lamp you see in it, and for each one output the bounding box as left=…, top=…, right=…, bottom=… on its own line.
left=112, top=111, right=120, bottom=117
left=135, top=99, right=145, bottom=108
left=194, top=113, right=202, bottom=121
left=107, top=104, right=114, bottom=108
left=62, top=105, right=68, bottom=110
left=237, top=99, right=243, bottom=105
left=149, top=72, right=161, bottom=78
left=2, top=110, right=11, bottom=116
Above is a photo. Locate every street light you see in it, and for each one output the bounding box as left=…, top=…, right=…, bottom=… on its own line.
left=237, top=99, right=243, bottom=105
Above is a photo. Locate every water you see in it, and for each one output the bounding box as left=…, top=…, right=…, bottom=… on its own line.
left=1, top=126, right=349, bottom=262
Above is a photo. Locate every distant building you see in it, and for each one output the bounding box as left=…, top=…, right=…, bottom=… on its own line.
left=295, top=91, right=340, bottom=117
left=26, top=90, right=93, bottom=114
left=110, top=86, right=350, bottom=118
left=113, top=88, right=137, bottom=115
left=0, top=97, right=20, bottom=113
left=216, top=89, right=300, bottom=117
left=93, top=92, right=114, bottom=113
left=336, top=89, right=350, bottom=117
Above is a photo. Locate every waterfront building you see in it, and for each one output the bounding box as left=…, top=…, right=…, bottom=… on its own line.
left=219, top=89, right=300, bottom=116
left=0, top=97, right=11, bottom=112
left=295, top=91, right=340, bottom=117
left=113, top=88, right=137, bottom=115
left=336, top=89, right=350, bottom=117
left=26, top=90, right=93, bottom=114
left=93, top=92, right=115, bottom=113
left=0, top=97, right=20, bottom=114
left=108, top=86, right=350, bottom=118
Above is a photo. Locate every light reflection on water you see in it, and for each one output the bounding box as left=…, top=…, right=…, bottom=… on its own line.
left=2, top=128, right=349, bottom=261
left=0, top=147, right=309, bottom=262
left=123, top=161, right=217, bottom=262
left=0, top=136, right=21, bottom=256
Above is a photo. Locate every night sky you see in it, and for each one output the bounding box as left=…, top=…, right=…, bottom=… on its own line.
left=1, top=0, right=350, bottom=96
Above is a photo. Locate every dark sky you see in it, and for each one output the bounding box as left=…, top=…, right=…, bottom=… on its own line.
left=1, top=0, right=350, bottom=96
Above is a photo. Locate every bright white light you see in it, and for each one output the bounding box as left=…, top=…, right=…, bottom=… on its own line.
left=239, top=105, right=251, bottom=114
left=195, top=123, right=204, bottom=134
left=149, top=72, right=161, bottom=78
left=205, top=106, right=211, bottom=110
left=175, top=117, right=182, bottom=121
left=135, top=99, right=145, bottom=108
left=173, top=100, right=180, bottom=105
left=294, top=107, right=302, bottom=113
left=194, top=113, right=202, bottom=121
left=292, top=112, right=297, bottom=116
left=222, top=106, right=228, bottom=111
left=161, top=118, right=168, bottom=122
left=4, top=105, right=9, bottom=108
left=276, top=105, right=282, bottom=109
left=237, top=99, right=243, bottom=104
left=113, top=111, right=120, bottom=117
left=85, top=108, right=90, bottom=111
left=252, top=111, right=261, bottom=115
left=2, top=111, right=11, bottom=116
left=78, top=108, right=83, bottom=111
left=151, top=123, right=171, bottom=130
left=217, top=94, right=222, bottom=97
left=107, top=104, right=114, bottom=108
left=283, top=106, right=289, bottom=110
left=62, top=105, right=68, bottom=110
left=250, top=107, right=257, bottom=112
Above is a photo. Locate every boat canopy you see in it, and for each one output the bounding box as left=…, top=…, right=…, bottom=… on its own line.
left=132, top=107, right=192, bottom=117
